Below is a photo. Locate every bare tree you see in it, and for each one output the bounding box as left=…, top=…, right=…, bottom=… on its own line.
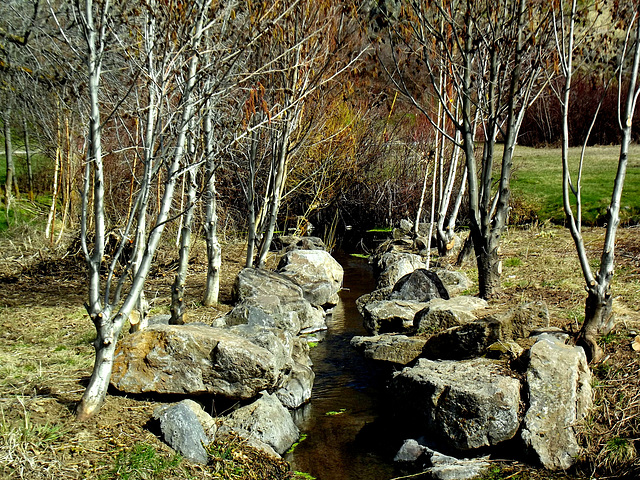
left=61, top=0, right=213, bottom=420
left=237, top=1, right=366, bottom=268
left=381, top=0, right=552, bottom=298
left=555, top=0, right=640, bottom=362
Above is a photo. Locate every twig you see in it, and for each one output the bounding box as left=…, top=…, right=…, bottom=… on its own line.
left=389, top=471, right=430, bottom=480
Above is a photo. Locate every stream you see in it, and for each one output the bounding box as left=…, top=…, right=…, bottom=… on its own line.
left=285, top=252, right=403, bottom=480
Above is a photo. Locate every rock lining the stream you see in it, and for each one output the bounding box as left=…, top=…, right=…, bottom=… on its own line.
left=112, top=236, right=348, bottom=462
left=352, top=246, right=592, bottom=472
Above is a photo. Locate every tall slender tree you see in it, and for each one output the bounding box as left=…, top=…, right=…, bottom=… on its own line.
left=555, top=0, right=640, bottom=362
left=380, top=0, right=553, bottom=298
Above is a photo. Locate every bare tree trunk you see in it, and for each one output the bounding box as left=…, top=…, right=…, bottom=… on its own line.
left=554, top=1, right=640, bottom=362
left=3, top=109, right=14, bottom=212
left=23, top=117, right=34, bottom=201
left=256, top=124, right=290, bottom=268
left=203, top=101, right=221, bottom=306
left=77, top=0, right=208, bottom=419
left=245, top=126, right=259, bottom=268
left=45, top=109, right=61, bottom=241
left=170, top=165, right=197, bottom=324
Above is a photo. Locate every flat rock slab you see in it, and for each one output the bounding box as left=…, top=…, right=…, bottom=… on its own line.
left=362, top=300, right=431, bottom=335
left=393, top=358, right=522, bottom=450
left=414, top=297, right=488, bottom=335
left=395, top=439, right=491, bottom=480
left=111, top=324, right=292, bottom=400
left=351, top=334, right=427, bottom=365
left=521, top=334, right=592, bottom=470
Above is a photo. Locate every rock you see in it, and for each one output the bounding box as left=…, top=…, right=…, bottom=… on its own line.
left=225, top=299, right=301, bottom=334
left=521, top=334, right=592, bottom=470
left=416, top=222, right=432, bottom=236
left=351, top=334, right=427, bottom=365
left=421, top=301, right=548, bottom=360
left=400, top=218, right=414, bottom=233
left=483, top=301, right=550, bottom=340
left=230, top=267, right=327, bottom=334
left=414, top=297, right=488, bottom=335
left=433, top=269, right=472, bottom=296
left=276, top=361, right=315, bottom=408
left=153, top=400, right=213, bottom=464
left=272, top=235, right=326, bottom=252
left=395, top=439, right=491, bottom=480
left=277, top=249, right=344, bottom=308
left=529, top=326, right=569, bottom=343
left=393, top=227, right=407, bottom=240
left=219, top=393, right=299, bottom=456
left=362, top=300, right=431, bottom=335
left=390, top=269, right=450, bottom=302
left=375, top=253, right=425, bottom=289
left=413, top=236, right=429, bottom=255
left=111, top=324, right=292, bottom=400
left=421, top=318, right=502, bottom=360
left=485, top=340, right=525, bottom=360
left=392, top=358, right=522, bottom=450
left=355, top=286, right=393, bottom=316
left=233, top=267, right=303, bottom=304
left=394, top=438, right=429, bottom=463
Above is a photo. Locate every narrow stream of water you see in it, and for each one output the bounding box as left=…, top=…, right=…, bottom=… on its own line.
left=286, top=252, right=402, bottom=480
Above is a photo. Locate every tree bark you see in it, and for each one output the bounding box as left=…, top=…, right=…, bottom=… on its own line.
left=473, top=235, right=501, bottom=298
left=3, top=110, right=14, bottom=209
left=23, top=117, right=34, bottom=201
left=577, top=290, right=613, bottom=363
left=170, top=165, right=197, bottom=325
left=203, top=101, right=221, bottom=306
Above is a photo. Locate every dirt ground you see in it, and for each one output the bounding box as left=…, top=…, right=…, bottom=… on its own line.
left=0, top=226, right=639, bottom=479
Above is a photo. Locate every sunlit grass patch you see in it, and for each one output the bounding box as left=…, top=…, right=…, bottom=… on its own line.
left=511, top=145, right=640, bottom=225
left=100, top=443, right=184, bottom=480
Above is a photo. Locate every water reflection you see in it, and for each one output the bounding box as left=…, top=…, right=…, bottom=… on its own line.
left=286, top=253, right=401, bottom=480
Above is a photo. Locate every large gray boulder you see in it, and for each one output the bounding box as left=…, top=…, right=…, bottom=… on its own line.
left=351, top=334, right=427, bottom=365
left=390, top=269, right=450, bottom=302
left=375, top=253, right=426, bottom=289
left=153, top=400, right=217, bottom=464
left=231, top=268, right=326, bottom=333
left=521, top=334, right=592, bottom=470
left=414, top=297, right=488, bottom=335
left=392, top=358, right=522, bottom=450
left=224, top=301, right=301, bottom=334
left=218, top=393, right=299, bottom=456
left=395, top=439, right=491, bottom=480
left=111, top=324, right=292, bottom=400
left=277, top=249, right=344, bottom=308
left=233, top=267, right=303, bottom=303
left=362, top=300, right=431, bottom=335
left=483, top=301, right=550, bottom=339
left=422, top=301, right=550, bottom=360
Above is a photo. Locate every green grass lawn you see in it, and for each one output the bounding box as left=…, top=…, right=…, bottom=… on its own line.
left=511, top=144, right=640, bottom=225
